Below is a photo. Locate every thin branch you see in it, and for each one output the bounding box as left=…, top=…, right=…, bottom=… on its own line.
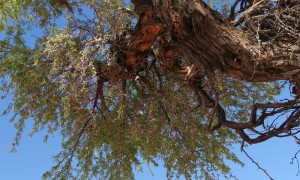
left=290, top=149, right=300, bottom=176
left=242, top=148, right=274, bottom=180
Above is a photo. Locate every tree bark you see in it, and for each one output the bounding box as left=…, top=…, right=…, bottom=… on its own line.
left=128, top=0, right=300, bottom=82
left=114, top=0, right=300, bottom=143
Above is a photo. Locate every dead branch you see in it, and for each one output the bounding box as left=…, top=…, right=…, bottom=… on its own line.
left=242, top=148, right=274, bottom=180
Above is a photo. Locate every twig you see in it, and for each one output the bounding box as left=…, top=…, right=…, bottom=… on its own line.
left=242, top=148, right=274, bottom=180
left=290, top=149, right=300, bottom=176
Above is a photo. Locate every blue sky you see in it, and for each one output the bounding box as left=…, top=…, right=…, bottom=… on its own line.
left=1, top=1, right=300, bottom=180
left=1, top=100, right=300, bottom=180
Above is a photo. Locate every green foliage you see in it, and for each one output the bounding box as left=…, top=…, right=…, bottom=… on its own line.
left=0, top=0, right=281, bottom=179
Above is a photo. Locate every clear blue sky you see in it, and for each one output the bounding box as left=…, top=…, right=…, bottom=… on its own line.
left=1, top=2, right=300, bottom=179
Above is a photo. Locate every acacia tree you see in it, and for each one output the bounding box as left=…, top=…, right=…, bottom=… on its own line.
left=0, top=0, right=299, bottom=179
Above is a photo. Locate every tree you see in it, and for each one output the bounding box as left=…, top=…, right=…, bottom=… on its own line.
left=0, top=0, right=299, bottom=179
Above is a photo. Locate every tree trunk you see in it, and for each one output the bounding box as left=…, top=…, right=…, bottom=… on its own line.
left=119, top=0, right=300, bottom=144
left=129, top=0, right=300, bottom=82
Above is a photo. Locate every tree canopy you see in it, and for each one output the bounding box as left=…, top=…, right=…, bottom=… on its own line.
left=0, top=0, right=299, bottom=179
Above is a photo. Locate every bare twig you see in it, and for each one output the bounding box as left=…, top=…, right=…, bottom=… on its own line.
left=242, top=148, right=274, bottom=180
left=290, top=149, right=300, bottom=176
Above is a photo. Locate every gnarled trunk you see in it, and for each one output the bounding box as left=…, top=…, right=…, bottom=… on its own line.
left=130, top=0, right=300, bottom=82
left=116, top=0, right=300, bottom=144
